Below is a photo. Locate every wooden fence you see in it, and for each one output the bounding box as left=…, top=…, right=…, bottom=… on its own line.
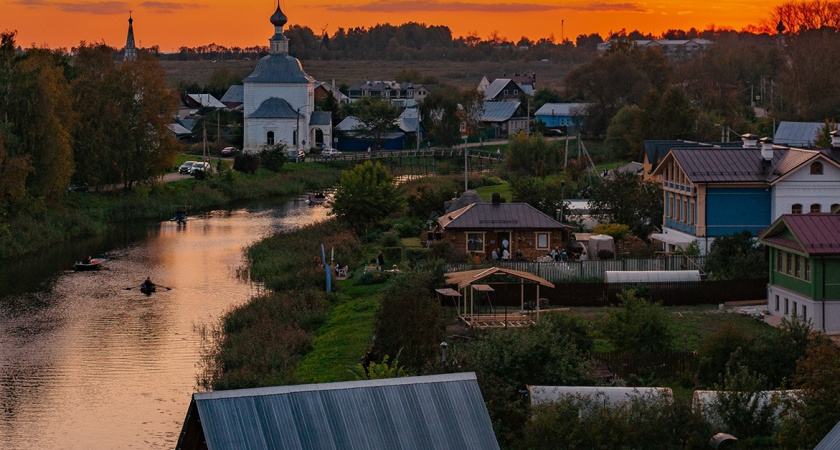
left=468, top=279, right=767, bottom=308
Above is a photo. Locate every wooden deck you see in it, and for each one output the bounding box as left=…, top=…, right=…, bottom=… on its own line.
left=459, top=312, right=535, bottom=329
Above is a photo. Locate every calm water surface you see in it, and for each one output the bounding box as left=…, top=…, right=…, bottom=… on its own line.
left=0, top=198, right=328, bottom=449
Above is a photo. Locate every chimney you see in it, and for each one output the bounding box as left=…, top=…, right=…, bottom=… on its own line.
left=741, top=132, right=758, bottom=148
left=491, top=192, right=501, bottom=204
left=831, top=130, right=840, bottom=148
left=760, top=137, right=774, bottom=161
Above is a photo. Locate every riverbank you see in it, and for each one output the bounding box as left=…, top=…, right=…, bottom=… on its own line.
left=0, top=164, right=341, bottom=260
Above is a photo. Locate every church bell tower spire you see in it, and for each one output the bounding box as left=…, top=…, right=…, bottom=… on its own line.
left=124, top=12, right=137, bottom=61
left=269, top=1, right=289, bottom=54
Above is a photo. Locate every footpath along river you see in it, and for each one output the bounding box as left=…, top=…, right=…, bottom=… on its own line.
left=0, top=197, right=328, bottom=449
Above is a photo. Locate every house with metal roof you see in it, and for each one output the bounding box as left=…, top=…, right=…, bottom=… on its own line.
left=650, top=136, right=840, bottom=254
left=773, top=121, right=824, bottom=148
left=480, top=79, right=525, bottom=102
left=242, top=4, right=331, bottom=153
left=479, top=101, right=528, bottom=138
left=347, top=80, right=428, bottom=107
left=641, top=139, right=743, bottom=181
left=758, top=213, right=840, bottom=332
left=478, top=73, right=536, bottom=97
left=176, top=372, right=499, bottom=450
left=220, top=85, right=244, bottom=109
left=437, top=195, right=573, bottom=261
left=534, top=103, right=589, bottom=134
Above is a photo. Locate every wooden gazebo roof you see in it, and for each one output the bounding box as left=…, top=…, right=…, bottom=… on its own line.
left=445, top=267, right=555, bottom=290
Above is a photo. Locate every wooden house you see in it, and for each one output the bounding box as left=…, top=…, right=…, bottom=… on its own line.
left=437, top=194, right=573, bottom=261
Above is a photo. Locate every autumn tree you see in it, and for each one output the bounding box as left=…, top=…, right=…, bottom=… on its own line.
left=587, top=171, right=662, bottom=238
left=419, top=85, right=461, bottom=147
left=503, top=134, right=561, bottom=177
left=116, top=54, right=180, bottom=190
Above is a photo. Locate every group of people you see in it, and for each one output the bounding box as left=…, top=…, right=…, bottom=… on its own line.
left=548, top=247, right=569, bottom=262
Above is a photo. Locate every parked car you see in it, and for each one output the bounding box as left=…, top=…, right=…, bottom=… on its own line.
left=220, top=147, right=237, bottom=156
left=288, top=149, right=306, bottom=162
left=179, top=161, right=198, bottom=174
left=322, top=148, right=342, bottom=159
left=190, top=162, right=210, bottom=175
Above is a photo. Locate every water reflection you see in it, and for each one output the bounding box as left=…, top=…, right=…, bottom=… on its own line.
left=0, top=198, right=328, bottom=449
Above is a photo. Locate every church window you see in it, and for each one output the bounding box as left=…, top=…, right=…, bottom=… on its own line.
left=810, top=161, right=824, bottom=174
left=791, top=204, right=802, bottom=214
left=266, top=131, right=274, bottom=146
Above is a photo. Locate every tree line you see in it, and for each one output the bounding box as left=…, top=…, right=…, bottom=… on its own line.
left=0, top=31, right=178, bottom=217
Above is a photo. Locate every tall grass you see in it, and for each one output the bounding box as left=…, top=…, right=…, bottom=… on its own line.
left=0, top=165, right=342, bottom=259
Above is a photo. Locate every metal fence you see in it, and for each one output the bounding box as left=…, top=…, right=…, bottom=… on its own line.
left=591, top=351, right=698, bottom=381
left=449, top=255, right=708, bottom=282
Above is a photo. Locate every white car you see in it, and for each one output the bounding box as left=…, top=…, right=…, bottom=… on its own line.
left=220, top=147, right=237, bottom=156
left=322, top=148, right=342, bottom=159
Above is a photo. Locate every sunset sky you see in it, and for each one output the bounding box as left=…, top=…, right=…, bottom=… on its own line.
left=6, top=0, right=784, bottom=52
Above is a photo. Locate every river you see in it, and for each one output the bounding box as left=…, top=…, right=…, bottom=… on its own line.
left=0, top=198, right=329, bottom=449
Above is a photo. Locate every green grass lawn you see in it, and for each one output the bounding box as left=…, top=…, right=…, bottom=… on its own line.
left=475, top=182, right=512, bottom=202
left=294, top=280, right=384, bottom=383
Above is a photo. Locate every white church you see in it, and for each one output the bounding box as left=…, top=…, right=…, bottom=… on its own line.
left=243, top=3, right=332, bottom=154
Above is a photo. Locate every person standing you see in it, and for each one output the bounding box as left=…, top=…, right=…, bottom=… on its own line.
left=502, top=248, right=510, bottom=260
left=502, top=237, right=509, bottom=251
left=491, top=248, right=499, bottom=262
left=376, top=250, right=385, bottom=270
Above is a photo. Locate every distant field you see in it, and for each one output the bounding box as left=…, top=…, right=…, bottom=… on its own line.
left=159, top=59, right=576, bottom=91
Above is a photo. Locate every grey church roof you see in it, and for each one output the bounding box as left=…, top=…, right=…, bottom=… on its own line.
left=244, top=54, right=311, bottom=84
left=309, top=111, right=332, bottom=126
left=248, top=97, right=300, bottom=119
left=177, top=372, right=499, bottom=450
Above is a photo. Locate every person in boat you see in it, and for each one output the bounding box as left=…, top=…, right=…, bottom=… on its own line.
left=82, top=256, right=92, bottom=264
left=141, top=277, right=156, bottom=291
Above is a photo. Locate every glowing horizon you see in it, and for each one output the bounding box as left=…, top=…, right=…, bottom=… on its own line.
left=6, top=1, right=782, bottom=52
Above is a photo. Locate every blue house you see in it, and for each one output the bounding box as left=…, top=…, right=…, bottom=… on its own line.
left=650, top=137, right=840, bottom=254
left=534, top=103, right=589, bottom=133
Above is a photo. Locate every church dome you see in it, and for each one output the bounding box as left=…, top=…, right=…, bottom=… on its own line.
left=244, top=54, right=310, bottom=84
left=270, top=5, right=287, bottom=27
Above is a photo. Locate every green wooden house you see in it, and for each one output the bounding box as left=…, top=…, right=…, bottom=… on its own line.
left=758, top=213, right=840, bottom=332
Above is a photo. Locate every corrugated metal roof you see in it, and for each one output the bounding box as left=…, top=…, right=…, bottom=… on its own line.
left=528, top=386, right=673, bottom=407
left=244, top=54, right=311, bottom=84
left=187, top=93, right=226, bottom=108
left=309, top=111, right=331, bottom=126
left=668, top=147, right=817, bottom=183
left=815, top=419, right=840, bottom=450
left=483, top=79, right=521, bottom=100
left=773, top=121, right=823, bottom=147
left=336, top=116, right=361, bottom=132
left=248, top=97, right=300, bottom=119
left=481, top=102, right=521, bottom=122
left=181, top=373, right=499, bottom=450
left=642, top=140, right=742, bottom=167
left=534, top=103, right=589, bottom=117
left=221, top=85, right=244, bottom=103
left=167, top=123, right=192, bottom=136
left=439, top=202, right=567, bottom=231
left=761, top=214, right=840, bottom=256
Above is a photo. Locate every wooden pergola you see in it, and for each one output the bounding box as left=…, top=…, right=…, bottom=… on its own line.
left=444, top=267, right=555, bottom=329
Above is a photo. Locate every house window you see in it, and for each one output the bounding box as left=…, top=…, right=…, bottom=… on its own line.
left=776, top=250, right=782, bottom=273
left=810, top=204, right=821, bottom=213
left=793, top=301, right=798, bottom=317
left=795, top=255, right=801, bottom=278
left=785, top=298, right=789, bottom=315
left=810, top=162, right=824, bottom=174
left=775, top=295, right=779, bottom=312
left=503, top=90, right=509, bottom=96
left=513, top=90, right=518, bottom=95
left=832, top=204, right=840, bottom=212
left=792, top=204, right=802, bottom=214
left=786, top=253, right=792, bottom=275
left=802, top=304, right=807, bottom=321
left=460, top=122, right=467, bottom=132
left=536, top=232, right=549, bottom=250
left=266, top=131, right=275, bottom=146
left=805, top=259, right=811, bottom=281
left=466, top=232, right=484, bottom=253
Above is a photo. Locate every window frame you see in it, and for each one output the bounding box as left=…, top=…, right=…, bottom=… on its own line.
left=466, top=232, right=485, bottom=253
left=791, top=204, right=803, bottom=214
left=535, top=232, right=550, bottom=250
left=810, top=161, right=824, bottom=175
left=266, top=131, right=275, bottom=146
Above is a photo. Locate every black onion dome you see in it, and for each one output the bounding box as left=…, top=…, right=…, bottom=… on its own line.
left=270, top=5, right=287, bottom=27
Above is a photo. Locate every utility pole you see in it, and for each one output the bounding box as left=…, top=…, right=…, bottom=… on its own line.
left=464, top=137, right=469, bottom=192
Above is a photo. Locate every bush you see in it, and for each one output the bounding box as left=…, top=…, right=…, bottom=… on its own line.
left=259, top=144, right=288, bottom=172
left=353, top=271, right=390, bottom=286
left=233, top=153, right=260, bottom=174
left=603, top=288, right=675, bottom=353
left=597, top=249, right=615, bottom=260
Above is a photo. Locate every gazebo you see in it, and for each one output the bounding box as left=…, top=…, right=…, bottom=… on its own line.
left=444, top=267, right=555, bottom=328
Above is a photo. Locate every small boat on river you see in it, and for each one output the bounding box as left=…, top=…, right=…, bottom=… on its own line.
left=74, top=258, right=103, bottom=271
left=140, top=284, right=157, bottom=295
left=307, top=193, right=327, bottom=205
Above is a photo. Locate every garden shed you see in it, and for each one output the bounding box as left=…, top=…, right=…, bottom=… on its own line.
left=444, top=267, right=554, bottom=328
left=604, top=270, right=701, bottom=283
